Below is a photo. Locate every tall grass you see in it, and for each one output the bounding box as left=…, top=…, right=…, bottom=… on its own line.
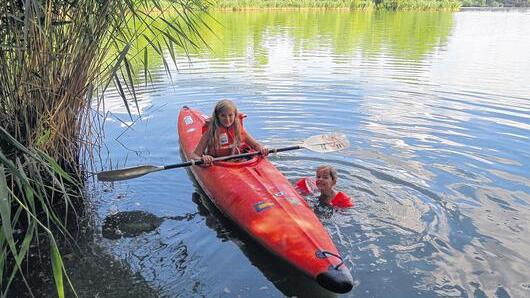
left=1, top=128, right=80, bottom=297
left=211, top=0, right=461, bottom=10
left=377, top=0, right=461, bottom=10
left=213, top=0, right=375, bottom=9
left=0, top=0, right=210, bottom=296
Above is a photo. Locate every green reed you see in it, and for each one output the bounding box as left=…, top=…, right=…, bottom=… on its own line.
left=0, top=0, right=209, bottom=296
left=211, top=0, right=461, bottom=10
left=1, top=128, right=79, bottom=297
left=213, top=0, right=373, bottom=9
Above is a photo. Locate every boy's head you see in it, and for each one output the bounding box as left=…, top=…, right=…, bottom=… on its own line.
left=316, top=165, right=337, bottom=191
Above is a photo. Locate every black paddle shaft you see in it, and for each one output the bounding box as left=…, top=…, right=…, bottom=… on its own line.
left=164, top=145, right=302, bottom=170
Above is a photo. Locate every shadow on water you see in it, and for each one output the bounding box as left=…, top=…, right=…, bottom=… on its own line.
left=63, top=245, right=159, bottom=298
left=102, top=210, right=197, bottom=239
left=98, top=193, right=334, bottom=296
left=190, top=190, right=336, bottom=298
left=8, top=241, right=161, bottom=298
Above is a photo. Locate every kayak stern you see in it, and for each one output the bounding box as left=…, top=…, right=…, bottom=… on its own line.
left=316, top=265, right=354, bottom=293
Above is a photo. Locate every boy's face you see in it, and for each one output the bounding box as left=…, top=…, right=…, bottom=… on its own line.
left=316, top=169, right=335, bottom=192
left=218, top=107, right=236, bottom=128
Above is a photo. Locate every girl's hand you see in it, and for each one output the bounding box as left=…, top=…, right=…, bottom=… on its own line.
left=201, top=155, right=214, bottom=167
left=260, top=146, right=269, bottom=157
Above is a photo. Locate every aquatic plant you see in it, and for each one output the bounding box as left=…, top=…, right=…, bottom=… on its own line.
left=0, top=0, right=210, bottom=296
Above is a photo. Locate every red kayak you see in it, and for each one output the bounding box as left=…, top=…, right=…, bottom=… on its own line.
left=177, top=106, right=353, bottom=293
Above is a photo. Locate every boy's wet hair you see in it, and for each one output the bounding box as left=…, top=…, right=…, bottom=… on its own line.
left=316, top=165, right=337, bottom=183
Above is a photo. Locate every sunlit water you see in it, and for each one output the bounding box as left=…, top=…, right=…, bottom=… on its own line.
left=90, top=9, right=530, bottom=297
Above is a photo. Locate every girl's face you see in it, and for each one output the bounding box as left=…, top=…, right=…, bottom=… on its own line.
left=316, top=169, right=335, bottom=192
left=218, top=107, right=236, bottom=128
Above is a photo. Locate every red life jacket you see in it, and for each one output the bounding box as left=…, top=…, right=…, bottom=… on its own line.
left=202, top=113, right=249, bottom=157
left=330, top=192, right=354, bottom=208
left=295, top=178, right=354, bottom=208
left=295, top=177, right=318, bottom=195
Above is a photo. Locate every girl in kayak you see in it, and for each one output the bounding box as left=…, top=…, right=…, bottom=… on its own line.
left=190, top=99, right=269, bottom=167
left=296, top=165, right=354, bottom=208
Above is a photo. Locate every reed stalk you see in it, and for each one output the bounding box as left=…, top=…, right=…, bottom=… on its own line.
left=1, top=0, right=210, bottom=296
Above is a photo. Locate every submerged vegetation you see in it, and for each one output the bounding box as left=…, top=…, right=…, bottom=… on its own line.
left=0, top=0, right=209, bottom=296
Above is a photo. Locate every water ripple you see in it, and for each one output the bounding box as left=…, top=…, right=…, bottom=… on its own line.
left=92, top=10, right=530, bottom=298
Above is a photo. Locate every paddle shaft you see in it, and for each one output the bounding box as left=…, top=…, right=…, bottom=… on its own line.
left=164, top=145, right=302, bottom=170
left=97, top=133, right=348, bottom=181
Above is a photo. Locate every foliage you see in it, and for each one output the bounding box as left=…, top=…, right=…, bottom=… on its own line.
left=376, top=0, right=461, bottom=10
left=213, top=0, right=374, bottom=9
left=1, top=127, right=80, bottom=297
left=213, top=0, right=530, bottom=8
left=0, top=0, right=209, bottom=296
left=211, top=0, right=461, bottom=10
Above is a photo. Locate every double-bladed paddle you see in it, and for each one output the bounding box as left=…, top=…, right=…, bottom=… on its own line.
left=97, top=133, right=349, bottom=182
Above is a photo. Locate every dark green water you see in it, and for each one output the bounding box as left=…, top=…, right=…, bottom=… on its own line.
left=90, top=9, right=529, bottom=297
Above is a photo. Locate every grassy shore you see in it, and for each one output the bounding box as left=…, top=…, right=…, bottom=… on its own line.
left=211, top=0, right=462, bottom=10
left=0, top=1, right=208, bottom=296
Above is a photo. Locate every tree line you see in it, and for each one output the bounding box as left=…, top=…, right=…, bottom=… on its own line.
left=211, top=0, right=530, bottom=9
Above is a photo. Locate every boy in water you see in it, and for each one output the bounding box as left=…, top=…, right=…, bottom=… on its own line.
left=296, top=165, right=353, bottom=208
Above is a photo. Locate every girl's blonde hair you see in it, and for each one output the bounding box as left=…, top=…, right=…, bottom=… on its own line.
left=316, top=165, right=337, bottom=183
left=206, top=99, right=242, bottom=155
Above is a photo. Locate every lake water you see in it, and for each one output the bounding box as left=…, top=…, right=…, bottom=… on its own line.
left=90, top=9, right=530, bottom=297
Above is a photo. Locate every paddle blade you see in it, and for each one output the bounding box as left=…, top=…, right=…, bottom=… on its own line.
left=302, top=133, right=349, bottom=153
left=97, top=165, right=164, bottom=181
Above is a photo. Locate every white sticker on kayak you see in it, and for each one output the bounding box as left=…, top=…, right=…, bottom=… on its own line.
left=184, top=116, right=193, bottom=125
left=186, top=128, right=196, bottom=133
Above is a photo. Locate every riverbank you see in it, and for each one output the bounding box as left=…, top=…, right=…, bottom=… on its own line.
left=5, top=199, right=160, bottom=297
left=211, top=0, right=461, bottom=10
left=460, top=6, right=530, bottom=9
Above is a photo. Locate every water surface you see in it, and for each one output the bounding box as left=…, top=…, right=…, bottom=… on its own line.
left=92, top=9, right=530, bottom=297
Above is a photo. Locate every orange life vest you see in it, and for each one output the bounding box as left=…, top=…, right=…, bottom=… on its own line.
left=295, top=177, right=318, bottom=195
left=330, top=192, right=354, bottom=208
left=202, top=114, right=249, bottom=157
left=295, top=178, right=354, bottom=208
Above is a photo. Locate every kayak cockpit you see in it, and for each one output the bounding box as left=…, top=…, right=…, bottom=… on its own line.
left=213, top=155, right=261, bottom=168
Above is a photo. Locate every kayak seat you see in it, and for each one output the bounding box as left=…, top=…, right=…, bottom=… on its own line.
left=215, top=156, right=260, bottom=168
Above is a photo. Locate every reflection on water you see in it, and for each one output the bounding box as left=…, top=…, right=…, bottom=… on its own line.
left=91, top=9, right=530, bottom=298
